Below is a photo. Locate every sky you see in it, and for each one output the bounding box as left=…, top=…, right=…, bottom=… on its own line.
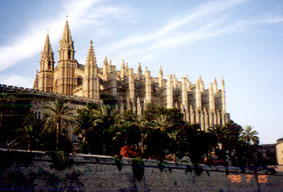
left=0, top=0, right=283, bottom=144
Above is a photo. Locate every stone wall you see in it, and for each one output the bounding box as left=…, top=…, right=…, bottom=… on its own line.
left=0, top=149, right=282, bottom=192
left=0, top=84, right=100, bottom=105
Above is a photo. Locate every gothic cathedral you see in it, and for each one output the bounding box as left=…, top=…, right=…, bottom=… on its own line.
left=33, top=20, right=230, bottom=131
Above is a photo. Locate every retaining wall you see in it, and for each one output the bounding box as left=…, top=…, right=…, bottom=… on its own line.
left=0, top=149, right=282, bottom=192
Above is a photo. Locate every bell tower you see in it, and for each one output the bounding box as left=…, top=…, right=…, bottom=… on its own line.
left=55, top=20, right=77, bottom=95
left=38, top=33, right=54, bottom=92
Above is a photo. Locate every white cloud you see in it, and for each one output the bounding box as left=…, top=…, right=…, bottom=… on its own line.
left=108, top=14, right=283, bottom=65
left=0, top=0, right=110, bottom=72
left=0, top=73, right=33, bottom=88
left=102, top=0, right=252, bottom=54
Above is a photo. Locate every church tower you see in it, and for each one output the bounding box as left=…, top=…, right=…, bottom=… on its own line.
left=54, top=20, right=77, bottom=95
left=38, top=33, right=54, bottom=92
left=83, top=40, right=100, bottom=100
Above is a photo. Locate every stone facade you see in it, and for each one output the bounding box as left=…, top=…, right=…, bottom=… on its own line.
left=34, top=20, right=230, bottom=131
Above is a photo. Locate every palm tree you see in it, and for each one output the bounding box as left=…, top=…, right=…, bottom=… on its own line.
left=208, top=125, right=230, bottom=149
left=93, top=105, right=118, bottom=127
left=44, top=99, right=74, bottom=150
left=21, top=114, right=45, bottom=150
left=92, top=105, right=118, bottom=154
left=152, top=114, right=173, bottom=132
left=240, top=125, right=259, bottom=146
left=74, top=109, right=96, bottom=152
left=113, top=111, right=142, bottom=148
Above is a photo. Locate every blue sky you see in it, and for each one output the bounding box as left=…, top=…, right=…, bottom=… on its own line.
left=1, top=0, right=283, bottom=144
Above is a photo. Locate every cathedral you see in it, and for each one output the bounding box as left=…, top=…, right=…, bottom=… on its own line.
left=33, top=20, right=230, bottom=131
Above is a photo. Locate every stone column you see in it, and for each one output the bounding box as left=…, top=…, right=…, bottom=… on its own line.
left=120, top=60, right=125, bottom=79
left=213, top=78, right=218, bottom=94
left=103, top=57, right=109, bottom=81
left=128, top=68, right=135, bottom=101
left=144, top=68, right=152, bottom=105
left=195, top=109, right=200, bottom=124
left=173, top=74, right=178, bottom=89
left=209, top=83, right=215, bottom=111
left=217, top=110, right=221, bottom=125
left=213, top=110, right=217, bottom=125
left=209, top=111, right=215, bottom=127
left=221, top=78, right=227, bottom=125
left=204, top=108, right=209, bottom=132
left=195, top=80, right=202, bottom=110
left=159, top=66, right=164, bottom=88
left=181, top=77, right=188, bottom=111
left=189, top=105, right=195, bottom=124
left=166, top=75, right=173, bottom=109
left=110, top=65, right=117, bottom=97
left=137, top=97, right=142, bottom=116
left=137, top=63, right=142, bottom=80
left=200, top=109, right=204, bottom=131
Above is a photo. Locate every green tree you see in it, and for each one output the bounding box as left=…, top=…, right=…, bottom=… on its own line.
left=152, top=114, right=173, bottom=131
left=240, top=125, right=259, bottom=146
left=74, top=108, right=96, bottom=153
left=208, top=125, right=230, bottom=149
left=20, top=113, right=45, bottom=150
left=92, top=104, right=118, bottom=155
left=44, top=99, right=74, bottom=151
left=113, top=111, right=143, bottom=157
left=0, top=92, right=32, bottom=146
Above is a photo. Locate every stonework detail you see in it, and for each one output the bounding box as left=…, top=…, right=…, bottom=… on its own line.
left=33, top=21, right=230, bottom=130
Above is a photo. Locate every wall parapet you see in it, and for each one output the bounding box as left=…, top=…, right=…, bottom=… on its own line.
left=0, top=84, right=101, bottom=104
left=0, top=149, right=282, bottom=192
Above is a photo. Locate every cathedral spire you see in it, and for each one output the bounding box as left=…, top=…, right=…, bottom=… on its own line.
left=86, top=40, right=96, bottom=66
left=40, top=33, right=54, bottom=71
left=59, top=20, right=75, bottom=61
left=38, top=33, right=54, bottom=93
left=83, top=40, right=99, bottom=100
left=62, top=20, right=72, bottom=43
left=43, top=33, right=52, bottom=56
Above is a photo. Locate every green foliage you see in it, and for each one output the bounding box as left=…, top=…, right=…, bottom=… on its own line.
left=0, top=93, right=263, bottom=169
left=43, top=99, right=74, bottom=151
left=18, top=113, right=46, bottom=150
left=92, top=105, right=119, bottom=155
left=240, top=125, right=259, bottom=146
left=0, top=92, right=32, bottom=145
left=114, top=155, right=123, bottom=171
left=158, top=161, right=166, bottom=172
left=74, top=108, right=96, bottom=153
left=132, top=157, right=144, bottom=182
left=47, top=150, right=72, bottom=170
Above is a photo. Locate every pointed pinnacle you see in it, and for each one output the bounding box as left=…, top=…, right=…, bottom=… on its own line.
left=103, top=56, right=108, bottom=66
left=86, top=40, right=96, bottom=66
left=43, top=33, right=53, bottom=56
left=138, top=62, right=142, bottom=71
left=62, top=20, right=72, bottom=42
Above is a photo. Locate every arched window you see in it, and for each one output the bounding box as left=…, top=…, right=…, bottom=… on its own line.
left=68, top=50, right=71, bottom=59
